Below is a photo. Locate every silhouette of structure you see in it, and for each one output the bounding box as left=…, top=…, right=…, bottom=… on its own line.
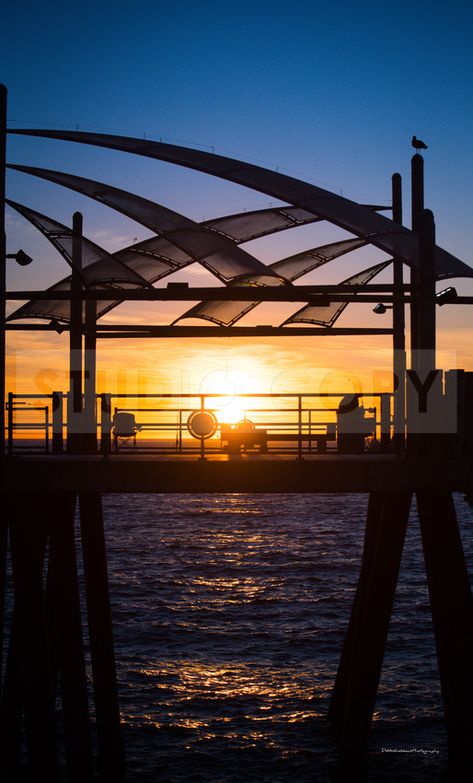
left=1, top=83, right=473, bottom=780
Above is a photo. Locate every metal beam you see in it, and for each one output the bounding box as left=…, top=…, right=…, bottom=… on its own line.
left=93, top=326, right=393, bottom=338
left=5, top=325, right=392, bottom=336
left=3, top=284, right=413, bottom=303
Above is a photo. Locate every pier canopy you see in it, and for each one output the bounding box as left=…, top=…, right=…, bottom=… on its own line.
left=175, top=238, right=369, bottom=326
left=6, top=128, right=473, bottom=327
left=9, top=129, right=473, bottom=280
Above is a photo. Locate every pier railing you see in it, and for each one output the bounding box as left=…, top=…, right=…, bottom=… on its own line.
left=6, top=391, right=393, bottom=455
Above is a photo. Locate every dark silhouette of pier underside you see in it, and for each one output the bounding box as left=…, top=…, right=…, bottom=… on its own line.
left=2, top=453, right=469, bottom=493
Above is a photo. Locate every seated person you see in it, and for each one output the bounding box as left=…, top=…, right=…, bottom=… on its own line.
left=337, top=394, right=375, bottom=453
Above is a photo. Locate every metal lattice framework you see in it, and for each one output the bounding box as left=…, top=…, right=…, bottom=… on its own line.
left=5, top=129, right=473, bottom=329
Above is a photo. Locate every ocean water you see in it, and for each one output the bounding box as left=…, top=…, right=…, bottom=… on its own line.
left=97, top=492, right=473, bottom=783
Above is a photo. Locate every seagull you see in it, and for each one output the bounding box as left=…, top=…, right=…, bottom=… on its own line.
left=412, top=135, right=428, bottom=150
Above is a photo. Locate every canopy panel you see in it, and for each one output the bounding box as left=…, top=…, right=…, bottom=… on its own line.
left=8, top=165, right=282, bottom=284
left=6, top=200, right=148, bottom=287
left=9, top=130, right=473, bottom=279
left=176, top=237, right=368, bottom=326
left=202, top=204, right=388, bottom=242
left=282, top=261, right=392, bottom=327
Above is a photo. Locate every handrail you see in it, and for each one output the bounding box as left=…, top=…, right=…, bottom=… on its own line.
left=5, top=389, right=394, bottom=456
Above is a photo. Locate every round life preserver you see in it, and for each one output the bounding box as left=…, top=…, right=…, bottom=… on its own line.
left=187, top=409, right=218, bottom=439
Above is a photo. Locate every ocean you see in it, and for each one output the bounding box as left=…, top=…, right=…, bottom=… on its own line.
left=94, top=492, right=473, bottom=782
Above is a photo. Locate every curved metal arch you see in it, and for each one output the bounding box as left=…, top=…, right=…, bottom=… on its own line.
left=5, top=199, right=149, bottom=287
left=8, top=129, right=473, bottom=279
left=175, top=237, right=368, bottom=327
left=7, top=164, right=284, bottom=286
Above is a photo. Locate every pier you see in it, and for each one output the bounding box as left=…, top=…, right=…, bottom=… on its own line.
left=2, top=82, right=473, bottom=780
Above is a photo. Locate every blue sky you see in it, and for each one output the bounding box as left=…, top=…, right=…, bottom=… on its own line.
left=2, top=0, right=473, bottom=390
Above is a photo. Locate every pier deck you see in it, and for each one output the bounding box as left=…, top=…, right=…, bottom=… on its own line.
left=3, top=453, right=468, bottom=494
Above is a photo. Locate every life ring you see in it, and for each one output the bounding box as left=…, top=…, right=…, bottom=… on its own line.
left=187, top=409, right=218, bottom=439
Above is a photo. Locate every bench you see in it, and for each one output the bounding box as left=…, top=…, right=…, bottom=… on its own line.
left=221, top=423, right=336, bottom=454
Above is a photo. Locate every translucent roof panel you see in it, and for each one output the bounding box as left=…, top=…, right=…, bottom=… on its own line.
left=9, top=130, right=473, bottom=279
left=176, top=238, right=367, bottom=327
left=7, top=277, right=118, bottom=323
left=8, top=165, right=281, bottom=284
left=271, top=238, right=367, bottom=281
left=204, top=204, right=389, bottom=242
left=6, top=200, right=148, bottom=287
left=282, top=261, right=392, bottom=327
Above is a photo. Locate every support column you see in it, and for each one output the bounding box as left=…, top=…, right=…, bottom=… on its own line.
left=52, top=391, right=64, bottom=453
left=1, top=494, right=58, bottom=779
left=328, top=492, right=384, bottom=728
left=83, top=298, right=97, bottom=452
left=100, top=393, right=112, bottom=454
left=418, top=209, right=436, bottom=375
left=67, top=212, right=84, bottom=453
left=0, top=85, right=7, bottom=458
left=392, top=173, right=406, bottom=451
left=79, top=492, right=125, bottom=778
left=332, top=491, right=412, bottom=751
left=410, top=154, right=424, bottom=373
left=0, top=492, right=9, bottom=682
left=46, top=492, right=94, bottom=781
left=417, top=491, right=473, bottom=761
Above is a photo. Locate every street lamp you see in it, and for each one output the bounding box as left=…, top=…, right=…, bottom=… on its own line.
left=436, top=286, right=457, bottom=306
left=6, top=249, right=33, bottom=266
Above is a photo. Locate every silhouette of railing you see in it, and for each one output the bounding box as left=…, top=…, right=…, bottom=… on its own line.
left=6, top=391, right=393, bottom=455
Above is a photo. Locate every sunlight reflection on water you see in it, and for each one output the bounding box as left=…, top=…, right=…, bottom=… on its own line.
left=101, top=493, right=473, bottom=782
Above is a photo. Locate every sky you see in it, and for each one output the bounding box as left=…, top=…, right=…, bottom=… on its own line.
left=2, top=0, right=473, bottom=400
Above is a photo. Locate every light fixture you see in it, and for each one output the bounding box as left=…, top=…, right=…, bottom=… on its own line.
left=436, top=286, right=458, bottom=305
left=49, top=318, right=65, bottom=334
left=373, top=303, right=392, bottom=315
left=6, top=249, right=33, bottom=266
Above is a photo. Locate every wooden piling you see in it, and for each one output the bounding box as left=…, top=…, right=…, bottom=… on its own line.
left=79, top=491, right=125, bottom=778
left=334, top=491, right=412, bottom=751
left=0, top=493, right=8, bottom=680
left=1, top=494, right=59, bottom=779
left=46, top=492, right=94, bottom=781
left=328, top=491, right=384, bottom=728
left=417, top=490, right=473, bottom=759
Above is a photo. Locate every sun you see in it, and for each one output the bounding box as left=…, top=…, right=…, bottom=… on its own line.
left=198, top=369, right=253, bottom=424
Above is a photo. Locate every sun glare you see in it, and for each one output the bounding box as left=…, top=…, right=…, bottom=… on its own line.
left=199, top=368, right=260, bottom=424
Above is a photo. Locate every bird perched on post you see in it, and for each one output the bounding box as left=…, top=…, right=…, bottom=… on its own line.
left=412, top=135, right=428, bottom=150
